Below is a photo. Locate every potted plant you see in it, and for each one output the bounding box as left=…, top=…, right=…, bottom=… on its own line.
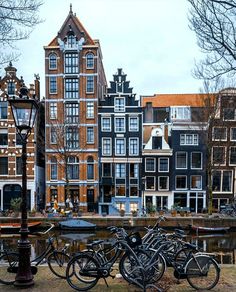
left=120, top=209, right=125, bottom=217
left=29, top=207, right=36, bottom=217
left=10, top=197, right=21, bottom=217
left=131, top=210, right=138, bottom=217
left=147, top=204, right=156, bottom=217
left=171, top=203, right=179, bottom=217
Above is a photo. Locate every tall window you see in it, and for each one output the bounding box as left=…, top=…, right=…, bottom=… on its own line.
left=86, top=76, right=94, bottom=93
left=86, top=53, right=94, bottom=69
left=176, top=176, right=187, bottom=189
left=67, top=34, right=76, bottom=48
left=50, top=157, right=57, bottom=180
left=146, top=177, right=155, bottom=190
left=213, top=147, right=225, bottom=165
left=191, top=176, right=202, bottom=189
left=49, top=53, right=57, bottom=70
left=50, top=127, right=57, bottom=144
left=158, top=158, right=169, bottom=172
left=115, top=117, right=125, bottom=132
left=191, top=152, right=202, bottom=169
left=65, top=53, right=78, bottom=74
left=130, top=164, right=138, bottom=178
left=87, top=157, right=94, bottom=180
left=0, top=157, right=8, bottom=175
left=50, top=102, right=57, bottom=119
left=158, top=177, right=169, bottom=191
left=231, top=128, right=236, bottom=141
left=87, top=127, right=94, bottom=143
left=101, top=117, right=111, bottom=131
left=103, top=163, right=111, bottom=177
left=114, top=97, right=125, bottom=112
left=129, top=138, right=138, bottom=155
left=129, top=117, right=138, bottom=131
left=66, top=127, right=79, bottom=149
left=229, top=147, right=236, bottom=165
left=16, top=133, right=23, bottom=146
left=180, top=134, right=198, bottom=145
left=0, top=101, right=8, bottom=119
left=0, top=129, right=7, bottom=146
left=86, top=102, right=94, bottom=118
left=67, top=156, right=79, bottom=179
left=115, top=164, right=126, bottom=178
left=176, top=152, right=187, bottom=169
left=65, top=78, right=78, bottom=99
left=16, top=157, right=22, bottom=175
left=212, top=170, right=232, bottom=192
left=171, top=106, right=190, bottom=120
left=102, top=138, right=111, bottom=156
left=49, top=76, right=57, bottom=94
left=7, top=82, right=15, bottom=95
left=115, top=138, right=125, bottom=155
left=145, top=158, right=155, bottom=172
left=65, top=103, right=79, bottom=123
left=212, top=127, right=227, bottom=141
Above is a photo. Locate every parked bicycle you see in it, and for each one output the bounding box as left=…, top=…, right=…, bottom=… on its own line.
left=0, top=223, right=70, bottom=285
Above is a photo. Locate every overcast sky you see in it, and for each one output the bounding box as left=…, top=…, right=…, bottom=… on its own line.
left=6, top=0, right=204, bottom=97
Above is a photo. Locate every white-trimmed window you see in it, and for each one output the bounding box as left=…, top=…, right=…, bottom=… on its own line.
left=191, top=152, right=202, bottom=169
left=176, top=152, right=187, bottom=169
left=87, top=127, right=94, bottom=144
left=176, top=176, right=187, bottom=189
left=145, top=158, right=155, bottom=172
left=87, top=157, right=94, bottom=180
left=103, top=163, right=111, bottom=177
left=65, top=127, right=79, bottom=149
left=0, top=157, right=8, bottom=175
left=86, top=76, right=94, bottom=93
left=229, top=147, right=236, bottom=165
left=171, top=106, right=190, bottom=120
left=130, top=164, right=139, bottom=178
left=130, top=202, right=138, bottom=210
left=86, top=53, right=94, bottom=69
left=230, top=128, right=236, bottom=141
left=49, top=76, right=57, bottom=94
left=16, top=157, right=22, bottom=175
left=212, top=146, right=226, bottom=165
left=101, top=117, right=111, bottom=131
left=158, top=176, right=169, bottom=191
left=115, top=186, right=125, bottom=197
left=50, top=102, right=57, bottom=119
left=65, top=103, right=79, bottom=123
left=180, top=134, right=198, bottom=145
left=223, top=108, right=236, bottom=120
left=115, top=163, right=126, bottom=178
left=129, top=138, right=138, bottom=155
left=50, top=157, right=57, bottom=180
left=191, top=175, right=202, bottom=190
left=115, top=117, right=125, bottom=132
left=65, top=53, right=78, bottom=74
left=86, top=102, right=94, bottom=118
left=158, top=158, right=169, bottom=172
left=114, top=97, right=125, bottom=112
left=67, top=156, right=79, bottom=179
left=129, top=117, right=138, bottom=131
left=65, top=78, right=79, bottom=99
left=212, top=170, right=233, bottom=192
left=102, top=138, right=111, bottom=156
left=146, top=176, right=155, bottom=190
left=0, top=129, right=8, bottom=146
left=50, top=127, right=57, bottom=144
left=49, top=53, right=57, bottom=70
left=0, top=101, right=7, bottom=119
left=7, top=82, right=15, bottom=95
left=212, top=127, right=227, bottom=141
left=115, top=138, right=125, bottom=155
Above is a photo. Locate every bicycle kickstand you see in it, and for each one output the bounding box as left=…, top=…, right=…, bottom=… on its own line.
left=103, top=277, right=109, bottom=287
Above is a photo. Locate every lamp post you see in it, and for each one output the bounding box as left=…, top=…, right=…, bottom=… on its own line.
left=142, top=177, right=146, bottom=215
left=8, top=85, right=39, bottom=287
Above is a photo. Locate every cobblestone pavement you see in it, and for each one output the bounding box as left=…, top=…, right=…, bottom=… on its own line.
left=0, top=265, right=235, bottom=291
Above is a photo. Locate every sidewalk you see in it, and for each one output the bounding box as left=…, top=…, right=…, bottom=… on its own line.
left=1, top=265, right=235, bottom=291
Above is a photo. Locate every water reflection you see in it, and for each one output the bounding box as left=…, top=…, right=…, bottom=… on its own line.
left=0, top=229, right=236, bottom=265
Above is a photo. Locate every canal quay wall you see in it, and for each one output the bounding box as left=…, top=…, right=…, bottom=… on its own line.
left=1, top=214, right=236, bottom=230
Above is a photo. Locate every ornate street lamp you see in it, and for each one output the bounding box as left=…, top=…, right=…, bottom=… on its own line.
left=8, top=85, right=39, bottom=287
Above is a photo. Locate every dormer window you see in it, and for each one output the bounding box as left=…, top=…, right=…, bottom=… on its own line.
left=114, top=97, right=125, bottom=112
left=67, top=34, right=76, bottom=48
left=86, top=53, right=94, bottom=69
left=49, top=53, right=57, bottom=70
left=171, top=106, right=190, bottom=121
left=7, top=82, right=15, bottom=95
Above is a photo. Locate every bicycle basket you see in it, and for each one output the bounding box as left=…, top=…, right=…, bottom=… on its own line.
left=126, top=232, right=142, bottom=248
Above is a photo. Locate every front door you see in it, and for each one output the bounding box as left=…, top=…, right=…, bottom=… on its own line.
left=3, top=184, right=22, bottom=210
left=87, top=189, right=95, bottom=212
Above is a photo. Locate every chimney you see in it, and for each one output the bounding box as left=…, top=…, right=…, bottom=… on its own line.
left=34, top=74, right=40, bottom=99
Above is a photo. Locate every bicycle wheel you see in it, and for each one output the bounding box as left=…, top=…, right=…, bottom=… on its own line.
left=0, top=252, right=19, bottom=285
left=186, top=255, right=220, bottom=290
left=174, top=248, right=194, bottom=269
left=48, top=251, right=70, bottom=279
left=66, top=253, right=99, bottom=291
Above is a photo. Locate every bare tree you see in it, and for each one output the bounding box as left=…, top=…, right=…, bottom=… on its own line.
left=0, top=0, right=43, bottom=64
left=188, top=0, right=236, bottom=80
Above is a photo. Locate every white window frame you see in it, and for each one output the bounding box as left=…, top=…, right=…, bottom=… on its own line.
left=129, top=138, right=139, bottom=156
left=86, top=76, right=94, bottom=93
left=86, top=127, right=94, bottom=144
left=115, top=186, right=126, bottom=197
left=175, top=175, right=187, bottom=190
left=230, top=127, right=236, bottom=141
left=102, top=163, right=111, bottom=177
left=129, top=116, right=139, bottom=132
left=212, top=146, right=226, bottom=166
left=50, top=127, right=57, bottom=144
left=145, top=176, right=156, bottom=190
left=130, top=163, right=139, bottom=178
left=190, top=175, right=202, bottom=190
left=145, top=158, right=156, bottom=172
left=101, top=117, right=111, bottom=132
left=158, top=158, right=169, bottom=172
left=49, top=76, right=57, bottom=94
left=49, top=53, right=57, bottom=70
left=191, top=152, right=203, bottom=170
left=115, top=138, right=126, bottom=156
left=49, top=102, right=57, bottom=119
left=102, top=138, right=112, bottom=156
left=229, top=146, right=236, bottom=166
left=212, top=170, right=233, bottom=193
left=86, top=102, right=94, bottom=119
left=86, top=53, right=94, bottom=69
left=115, top=117, right=125, bottom=132
left=114, top=97, right=125, bottom=112
left=212, top=127, right=227, bottom=141
left=158, top=176, right=169, bottom=191
left=223, top=108, right=236, bottom=121
left=180, top=134, right=199, bottom=145
left=176, top=152, right=187, bottom=169
left=171, top=106, right=191, bottom=121
left=115, top=163, right=126, bottom=178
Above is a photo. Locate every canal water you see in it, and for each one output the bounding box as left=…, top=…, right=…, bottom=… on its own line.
left=1, top=229, right=236, bottom=265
